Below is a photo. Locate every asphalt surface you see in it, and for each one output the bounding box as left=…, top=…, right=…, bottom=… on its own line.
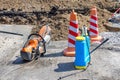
left=0, top=25, right=120, bottom=80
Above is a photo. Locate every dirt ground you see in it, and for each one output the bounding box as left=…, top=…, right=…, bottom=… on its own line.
left=0, top=0, right=120, bottom=40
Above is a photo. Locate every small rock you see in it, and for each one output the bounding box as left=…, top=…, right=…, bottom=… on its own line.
left=0, top=16, right=11, bottom=23
left=14, top=42, right=16, bottom=44
left=17, top=8, right=22, bottom=11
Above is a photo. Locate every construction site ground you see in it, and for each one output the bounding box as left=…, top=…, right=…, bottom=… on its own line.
left=0, top=0, right=120, bottom=80
left=0, top=25, right=120, bottom=80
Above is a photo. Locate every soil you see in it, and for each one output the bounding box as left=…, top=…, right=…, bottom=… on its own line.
left=0, top=0, right=120, bottom=41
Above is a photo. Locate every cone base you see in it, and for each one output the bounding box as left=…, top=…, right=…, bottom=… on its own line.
left=63, top=47, right=75, bottom=57
left=90, top=36, right=102, bottom=43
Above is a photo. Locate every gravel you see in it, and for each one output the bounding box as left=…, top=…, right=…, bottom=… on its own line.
left=100, top=32, right=120, bottom=45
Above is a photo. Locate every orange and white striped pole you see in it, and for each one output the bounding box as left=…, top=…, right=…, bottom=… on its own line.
left=89, top=6, right=102, bottom=43
left=63, top=10, right=79, bottom=57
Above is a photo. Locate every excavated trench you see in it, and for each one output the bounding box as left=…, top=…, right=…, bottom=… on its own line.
left=0, top=1, right=119, bottom=41
left=0, top=7, right=89, bottom=22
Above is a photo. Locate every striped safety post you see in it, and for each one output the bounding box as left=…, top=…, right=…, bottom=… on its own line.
left=63, top=10, right=79, bottom=57
left=89, top=6, right=102, bottom=43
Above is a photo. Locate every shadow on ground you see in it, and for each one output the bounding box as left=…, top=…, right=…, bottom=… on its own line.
left=12, top=56, right=30, bottom=65
left=12, top=51, right=63, bottom=65
left=55, top=62, right=87, bottom=80
left=44, top=52, right=63, bottom=57
left=54, top=62, right=75, bottom=72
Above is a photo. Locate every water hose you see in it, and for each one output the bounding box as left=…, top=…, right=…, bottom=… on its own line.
left=90, top=38, right=109, bottom=54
